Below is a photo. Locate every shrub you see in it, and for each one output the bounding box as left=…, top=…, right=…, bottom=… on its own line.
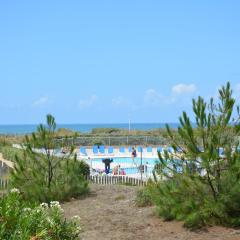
left=10, top=114, right=89, bottom=203
left=0, top=189, right=81, bottom=240
left=150, top=82, right=240, bottom=228
left=135, top=187, right=153, bottom=207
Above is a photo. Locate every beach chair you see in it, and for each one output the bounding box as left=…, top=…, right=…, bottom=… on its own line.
left=176, top=147, right=183, bottom=153
left=99, top=145, right=105, bottom=154
left=92, top=146, right=98, bottom=155
left=128, top=146, right=132, bottom=152
left=168, top=147, right=174, bottom=153
left=108, top=146, right=114, bottom=154
left=218, top=148, right=224, bottom=156
left=137, top=146, right=143, bottom=153
left=147, top=146, right=152, bottom=153
left=197, top=146, right=204, bottom=152
left=157, top=147, right=162, bottom=153
left=80, top=147, right=87, bottom=156
left=119, top=147, right=125, bottom=153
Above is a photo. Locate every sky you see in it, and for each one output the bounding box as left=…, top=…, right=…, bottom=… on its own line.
left=0, top=0, right=240, bottom=124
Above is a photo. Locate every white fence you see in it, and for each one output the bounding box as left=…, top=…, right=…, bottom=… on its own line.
left=0, top=175, right=147, bottom=191
left=88, top=175, right=146, bottom=186
left=0, top=178, right=9, bottom=190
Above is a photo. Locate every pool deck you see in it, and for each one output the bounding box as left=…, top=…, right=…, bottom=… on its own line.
left=76, top=147, right=160, bottom=160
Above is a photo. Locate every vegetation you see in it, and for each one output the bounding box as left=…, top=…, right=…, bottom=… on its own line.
left=135, top=187, right=153, bottom=207
left=10, top=114, right=89, bottom=203
left=0, top=189, right=81, bottom=240
left=0, top=126, right=172, bottom=147
left=139, top=82, right=240, bottom=228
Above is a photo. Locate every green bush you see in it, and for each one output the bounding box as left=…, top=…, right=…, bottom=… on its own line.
left=0, top=189, right=81, bottom=240
left=0, top=145, right=24, bottom=162
left=149, top=82, right=240, bottom=229
left=10, top=114, right=89, bottom=203
left=135, top=187, right=153, bottom=207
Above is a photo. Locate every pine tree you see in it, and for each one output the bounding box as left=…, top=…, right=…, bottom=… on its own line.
left=10, top=114, right=89, bottom=203
left=152, top=82, right=240, bottom=228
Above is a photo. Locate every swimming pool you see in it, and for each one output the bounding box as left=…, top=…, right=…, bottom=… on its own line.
left=92, top=157, right=159, bottom=165
left=89, top=157, right=159, bottom=175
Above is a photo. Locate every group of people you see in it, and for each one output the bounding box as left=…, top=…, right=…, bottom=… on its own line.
left=100, top=147, right=139, bottom=175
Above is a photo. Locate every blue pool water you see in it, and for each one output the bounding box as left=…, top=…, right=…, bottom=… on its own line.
left=91, top=157, right=159, bottom=175
left=90, top=157, right=184, bottom=175
left=92, top=157, right=159, bottom=166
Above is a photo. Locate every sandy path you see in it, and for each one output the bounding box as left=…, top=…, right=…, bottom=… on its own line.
left=63, top=184, right=240, bottom=240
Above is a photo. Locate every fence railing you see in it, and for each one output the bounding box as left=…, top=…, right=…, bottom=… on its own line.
left=0, top=174, right=147, bottom=191
left=88, top=175, right=146, bottom=186
left=0, top=178, right=9, bottom=190
left=55, top=135, right=167, bottom=147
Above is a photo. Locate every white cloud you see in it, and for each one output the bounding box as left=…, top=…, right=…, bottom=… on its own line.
left=171, top=83, right=197, bottom=95
left=78, top=94, right=98, bottom=109
left=111, top=96, right=138, bottom=111
left=144, top=89, right=165, bottom=106
left=32, top=97, right=49, bottom=107
left=112, top=97, right=130, bottom=107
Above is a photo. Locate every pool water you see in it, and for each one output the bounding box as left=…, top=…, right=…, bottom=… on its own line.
left=92, top=157, right=159, bottom=165
left=91, top=157, right=158, bottom=175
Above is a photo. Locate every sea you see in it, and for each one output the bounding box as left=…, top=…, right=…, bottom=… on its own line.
left=0, top=123, right=180, bottom=135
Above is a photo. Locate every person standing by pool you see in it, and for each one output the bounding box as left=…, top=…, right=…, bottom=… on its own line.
left=131, top=147, right=137, bottom=165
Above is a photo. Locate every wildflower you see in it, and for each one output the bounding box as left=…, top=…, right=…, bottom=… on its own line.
left=40, top=203, right=48, bottom=209
left=35, top=208, right=42, bottom=214
left=75, top=226, right=82, bottom=234
left=71, top=215, right=81, bottom=221
left=22, top=208, right=31, bottom=213
left=10, top=188, right=20, bottom=194
left=50, top=201, right=61, bottom=208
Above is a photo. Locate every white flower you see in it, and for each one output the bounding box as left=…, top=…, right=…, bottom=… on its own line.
left=72, top=215, right=81, bottom=221
left=10, top=188, right=20, bottom=194
left=75, top=226, right=82, bottom=234
left=22, top=208, right=31, bottom=213
left=50, top=201, right=61, bottom=208
left=50, top=201, right=64, bottom=213
left=40, top=203, right=48, bottom=209
left=35, top=208, right=42, bottom=214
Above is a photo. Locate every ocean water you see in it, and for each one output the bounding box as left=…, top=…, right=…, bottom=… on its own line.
left=0, top=123, right=180, bottom=135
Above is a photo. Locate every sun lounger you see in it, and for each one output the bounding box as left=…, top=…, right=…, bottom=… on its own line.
left=147, top=146, right=152, bottom=152
left=119, top=147, right=125, bottom=153
left=99, top=145, right=105, bottom=154
left=218, top=148, right=224, bottom=156
left=168, top=147, right=174, bottom=153
left=157, top=147, right=162, bottom=153
left=108, top=146, right=114, bottom=154
left=137, top=146, right=143, bottom=152
left=80, top=147, right=87, bottom=155
left=93, top=146, right=98, bottom=155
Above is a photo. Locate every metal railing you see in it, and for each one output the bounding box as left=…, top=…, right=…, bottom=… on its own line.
left=55, top=135, right=167, bottom=147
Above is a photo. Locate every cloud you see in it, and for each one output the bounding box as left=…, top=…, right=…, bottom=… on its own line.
left=32, top=97, right=49, bottom=107
left=112, top=97, right=130, bottom=107
left=171, top=83, right=197, bottom=95
left=144, top=89, right=165, bottom=106
left=111, top=96, right=138, bottom=111
left=78, top=94, right=98, bottom=109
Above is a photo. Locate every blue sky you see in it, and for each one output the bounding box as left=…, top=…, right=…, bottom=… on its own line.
left=0, top=1, right=240, bottom=124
